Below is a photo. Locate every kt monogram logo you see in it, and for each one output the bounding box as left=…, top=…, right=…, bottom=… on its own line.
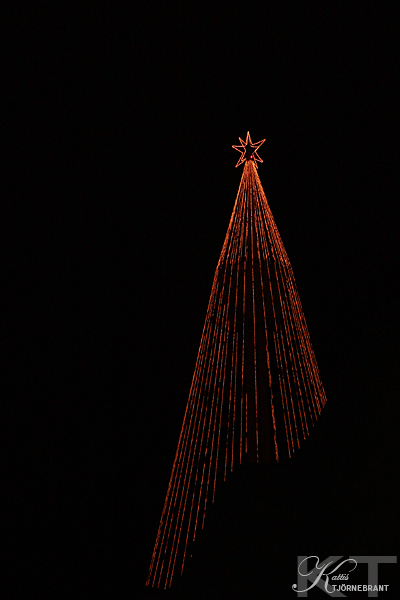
left=293, top=555, right=397, bottom=597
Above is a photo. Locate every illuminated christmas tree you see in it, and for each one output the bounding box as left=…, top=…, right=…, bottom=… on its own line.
left=146, top=132, right=327, bottom=589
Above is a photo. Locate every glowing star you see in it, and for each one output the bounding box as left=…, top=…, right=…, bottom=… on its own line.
left=232, top=131, right=266, bottom=168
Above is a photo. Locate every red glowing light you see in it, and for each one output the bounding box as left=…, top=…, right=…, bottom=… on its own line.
left=146, top=135, right=327, bottom=589
left=232, top=130, right=266, bottom=168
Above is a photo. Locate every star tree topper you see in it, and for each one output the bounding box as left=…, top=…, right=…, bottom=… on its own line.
left=232, top=131, right=266, bottom=168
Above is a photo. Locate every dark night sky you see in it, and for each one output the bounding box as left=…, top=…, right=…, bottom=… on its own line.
left=7, top=2, right=399, bottom=598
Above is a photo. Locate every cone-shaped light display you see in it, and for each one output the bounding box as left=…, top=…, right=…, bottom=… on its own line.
left=146, top=133, right=327, bottom=588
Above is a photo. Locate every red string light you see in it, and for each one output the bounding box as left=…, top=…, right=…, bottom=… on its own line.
left=146, top=134, right=327, bottom=589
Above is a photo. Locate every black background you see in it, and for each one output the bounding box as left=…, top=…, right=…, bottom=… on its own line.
left=6, top=2, right=399, bottom=598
